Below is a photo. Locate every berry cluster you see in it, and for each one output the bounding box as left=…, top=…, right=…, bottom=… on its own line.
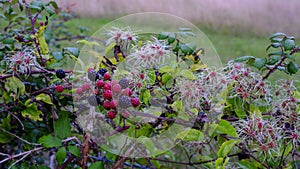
left=74, top=68, right=141, bottom=120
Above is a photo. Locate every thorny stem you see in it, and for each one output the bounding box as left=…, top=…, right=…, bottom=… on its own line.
left=22, top=0, right=45, bottom=66
left=263, top=46, right=300, bottom=80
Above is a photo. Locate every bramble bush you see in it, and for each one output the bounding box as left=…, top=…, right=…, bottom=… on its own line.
left=0, top=1, right=299, bottom=169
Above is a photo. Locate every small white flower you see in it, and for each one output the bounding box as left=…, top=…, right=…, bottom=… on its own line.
left=4, top=48, right=43, bottom=74
left=105, top=27, right=138, bottom=46
left=126, top=37, right=170, bottom=70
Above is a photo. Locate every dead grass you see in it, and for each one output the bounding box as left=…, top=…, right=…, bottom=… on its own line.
left=54, top=0, right=300, bottom=36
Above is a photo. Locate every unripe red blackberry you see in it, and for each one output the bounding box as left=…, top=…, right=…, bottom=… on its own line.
left=104, top=83, right=112, bottom=90
left=118, top=95, right=132, bottom=108
left=76, top=88, right=83, bottom=94
left=55, top=85, right=64, bottom=92
left=122, top=88, right=132, bottom=96
left=119, top=78, right=130, bottom=89
left=107, top=111, right=116, bottom=119
left=103, top=101, right=111, bottom=110
left=112, top=84, right=122, bottom=93
left=56, top=69, right=66, bottom=79
left=82, top=83, right=90, bottom=91
left=103, top=73, right=111, bottom=81
left=110, top=100, right=118, bottom=109
left=96, top=80, right=105, bottom=88
left=103, top=90, right=113, bottom=100
left=131, top=98, right=140, bottom=107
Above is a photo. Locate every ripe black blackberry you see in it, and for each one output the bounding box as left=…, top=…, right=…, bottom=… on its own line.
left=88, top=70, right=99, bottom=82
left=98, top=68, right=108, bottom=76
left=119, top=78, right=130, bottom=89
left=87, top=95, right=102, bottom=106
left=118, top=95, right=132, bottom=108
left=56, top=69, right=66, bottom=79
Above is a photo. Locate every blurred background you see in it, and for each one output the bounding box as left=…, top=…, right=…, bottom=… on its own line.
left=54, top=0, right=300, bottom=63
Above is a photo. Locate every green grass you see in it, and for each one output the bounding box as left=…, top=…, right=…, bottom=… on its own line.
left=64, top=17, right=269, bottom=64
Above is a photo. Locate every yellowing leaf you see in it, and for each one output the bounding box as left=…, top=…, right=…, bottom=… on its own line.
left=179, top=70, right=197, bottom=80
left=36, top=93, right=53, bottom=105
left=190, top=63, right=206, bottom=71
left=22, top=102, right=43, bottom=121
left=176, top=129, right=204, bottom=141
left=35, top=25, right=49, bottom=54
left=218, top=140, right=239, bottom=157
left=5, top=77, right=25, bottom=99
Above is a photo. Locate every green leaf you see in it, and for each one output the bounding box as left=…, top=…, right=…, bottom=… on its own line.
left=105, top=42, right=116, bottom=55
left=52, top=52, right=63, bottom=61
left=157, top=32, right=169, bottom=40
left=68, top=145, right=80, bottom=157
left=179, top=70, right=197, bottom=80
left=36, top=93, right=53, bottom=105
left=88, top=162, right=104, bottom=169
left=161, top=73, right=173, bottom=85
left=3, top=38, right=15, bottom=44
left=137, top=136, right=155, bottom=154
left=253, top=58, right=266, bottom=70
left=180, top=43, right=195, bottom=55
left=171, top=100, right=183, bottom=112
left=269, top=32, right=286, bottom=40
left=0, top=114, right=12, bottom=144
left=218, top=140, right=239, bottom=157
left=237, top=160, right=258, bottom=169
left=44, top=6, right=54, bottom=16
left=176, top=129, right=204, bottom=141
left=266, top=55, right=280, bottom=65
left=47, top=1, right=59, bottom=9
left=38, top=134, right=62, bottom=148
left=283, top=142, right=293, bottom=157
left=217, top=120, right=238, bottom=137
left=234, top=56, right=255, bottom=62
left=5, top=76, right=25, bottom=98
left=215, top=157, right=223, bottom=168
left=159, top=65, right=174, bottom=73
left=268, top=51, right=283, bottom=56
left=168, top=32, right=176, bottom=43
left=55, top=114, right=71, bottom=139
left=283, top=39, right=295, bottom=50
left=235, top=108, right=247, bottom=119
left=22, top=102, right=43, bottom=121
left=56, top=147, right=66, bottom=165
left=287, top=61, right=298, bottom=75
left=141, top=89, right=151, bottom=106
left=63, top=47, right=80, bottom=57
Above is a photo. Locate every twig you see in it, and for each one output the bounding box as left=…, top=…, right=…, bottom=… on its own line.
left=262, top=45, right=286, bottom=80
left=0, top=147, right=44, bottom=164
left=0, top=127, right=41, bottom=146
left=8, top=152, right=30, bottom=169
left=150, top=153, right=240, bottom=166
left=58, top=155, right=76, bottom=169
left=82, top=134, right=90, bottom=169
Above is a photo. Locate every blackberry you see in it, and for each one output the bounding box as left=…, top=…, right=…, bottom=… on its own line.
left=88, top=70, right=99, bottom=82
left=118, top=95, right=132, bottom=108
left=56, top=69, right=66, bottom=79
left=119, top=78, right=130, bottom=89
left=98, top=68, right=108, bottom=76
left=87, top=95, right=102, bottom=106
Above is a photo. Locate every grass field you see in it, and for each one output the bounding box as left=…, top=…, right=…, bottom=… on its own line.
left=65, top=17, right=268, bottom=64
